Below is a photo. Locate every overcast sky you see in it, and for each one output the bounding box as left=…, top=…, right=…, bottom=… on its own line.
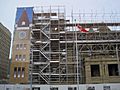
left=0, top=0, right=120, bottom=33
left=0, top=0, right=120, bottom=58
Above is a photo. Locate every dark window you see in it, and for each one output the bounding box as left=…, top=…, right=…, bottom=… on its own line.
left=108, top=64, right=119, bottom=76
left=87, top=86, right=95, bottom=90
left=22, top=67, right=25, bottom=78
left=68, top=87, right=77, bottom=90
left=68, top=87, right=72, bottom=90
left=18, top=67, right=21, bottom=78
left=14, top=67, right=17, bottom=78
left=50, top=87, right=58, bottom=90
left=103, top=86, right=111, bottom=90
left=14, top=67, right=17, bottom=72
left=32, top=87, right=40, bottom=90
left=74, top=87, right=77, bottom=90
left=91, top=65, right=100, bottom=77
left=6, top=88, right=11, bottom=90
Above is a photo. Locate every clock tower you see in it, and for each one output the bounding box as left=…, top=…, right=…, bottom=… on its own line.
left=10, top=7, right=33, bottom=84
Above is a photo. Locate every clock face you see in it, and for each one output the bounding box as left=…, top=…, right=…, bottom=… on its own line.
left=19, top=31, right=26, bottom=39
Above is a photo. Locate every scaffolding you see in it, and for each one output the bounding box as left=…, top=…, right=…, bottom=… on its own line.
left=30, top=6, right=120, bottom=84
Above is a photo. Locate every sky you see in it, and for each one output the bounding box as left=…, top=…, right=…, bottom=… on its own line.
left=0, top=0, right=120, bottom=34
left=0, top=0, right=120, bottom=58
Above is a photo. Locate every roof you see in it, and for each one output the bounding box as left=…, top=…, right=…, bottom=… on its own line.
left=15, top=7, right=33, bottom=24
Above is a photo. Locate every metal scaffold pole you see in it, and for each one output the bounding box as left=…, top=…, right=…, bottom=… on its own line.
left=75, top=19, right=79, bottom=90
left=30, top=49, right=33, bottom=90
left=116, top=44, right=120, bottom=76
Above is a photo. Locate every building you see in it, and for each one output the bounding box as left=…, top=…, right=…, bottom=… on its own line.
left=9, top=7, right=32, bottom=84
left=0, top=23, right=11, bottom=83
left=1, top=83, right=120, bottom=90
left=10, top=6, right=120, bottom=84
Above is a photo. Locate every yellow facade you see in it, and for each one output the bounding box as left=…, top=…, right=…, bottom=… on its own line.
left=85, top=57, right=120, bottom=84
left=10, top=29, right=31, bottom=84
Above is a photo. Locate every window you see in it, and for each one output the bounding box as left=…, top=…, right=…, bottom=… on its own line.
left=16, top=44, right=26, bottom=50
left=24, top=44, right=27, bottom=49
left=91, top=65, right=100, bottom=77
left=23, top=55, right=26, bottom=61
left=20, top=44, right=23, bottom=49
left=21, top=67, right=25, bottom=78
left=50, top=87, right=58, bottom=90
left=18, top=67, right=21, bottom=78
left=68, top=87, right=76, bottom=90
left=108, top=64, right=119, bottom=76
left=103, top=86, right=111, bottom=90
left=6, top=88, right=11, bottom=90
left=14, top=67, right=17, bottom=78
left=16, top=44, right=19, bottom=50
left=15, top=55, right=18, bottom=61
left=32, top=87, right=40, bottom=90
left=87, top=86, right=95, bottom=90
left=22, top=21, right=26, bottom=25
left=19, top=55, right=22, bottom=61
